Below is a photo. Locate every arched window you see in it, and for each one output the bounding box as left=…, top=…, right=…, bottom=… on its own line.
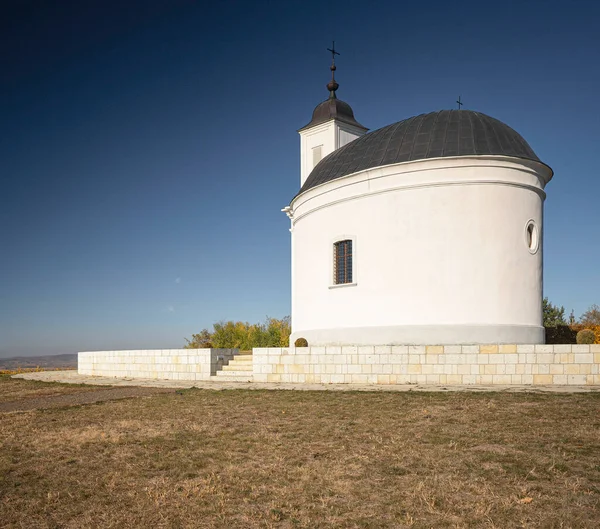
left=334, top=240, right=353, bottom=284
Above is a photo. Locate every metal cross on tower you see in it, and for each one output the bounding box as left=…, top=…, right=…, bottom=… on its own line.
left=456, top=95, right=463, bottom=110
left=327, top=41, right=340, bottom=65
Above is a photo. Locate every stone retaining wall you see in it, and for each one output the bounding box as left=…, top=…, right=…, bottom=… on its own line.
left=78, top=349, right=237, bottom=380
left=253, top=344, right=600, bottom=385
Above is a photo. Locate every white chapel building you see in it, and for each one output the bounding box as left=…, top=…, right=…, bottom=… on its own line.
left=284, top=56, right=553, bottom=347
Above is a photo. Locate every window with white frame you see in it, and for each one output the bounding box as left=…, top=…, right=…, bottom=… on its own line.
left=333, top=239, right=353, bottom=284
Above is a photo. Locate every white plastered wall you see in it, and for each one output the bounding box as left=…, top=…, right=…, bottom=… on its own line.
left=288, top=156, right=552, bottom=345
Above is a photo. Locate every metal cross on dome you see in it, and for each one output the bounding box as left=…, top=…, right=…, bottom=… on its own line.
left=327, top=41, right=340, bottom=65
left=456, top=95, right=464, bottom=110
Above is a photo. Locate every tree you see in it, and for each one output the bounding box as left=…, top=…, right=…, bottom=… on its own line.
left=543, top=297, right=566, bottom=327
left=184, top=329, right=212, bottom=349
left=580, top=304, right=600, bottom=326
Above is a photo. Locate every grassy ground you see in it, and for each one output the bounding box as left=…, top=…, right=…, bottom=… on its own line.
left=0, top=376, right=599, bottom=528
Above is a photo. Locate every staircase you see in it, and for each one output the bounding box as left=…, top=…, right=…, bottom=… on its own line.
left=213, top=351, right=254, bottom=382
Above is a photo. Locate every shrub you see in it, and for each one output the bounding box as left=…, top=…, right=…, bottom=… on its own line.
left=294, top=337, right=308, bottom=347
left=545, top=325, right=577, bottom=344
left=576, top=329, right=595, bottom=345
left=184, top=317, right=291, bottom=349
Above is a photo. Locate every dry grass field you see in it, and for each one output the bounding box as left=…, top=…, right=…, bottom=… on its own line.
left=0, top=375, right=599, bottom=528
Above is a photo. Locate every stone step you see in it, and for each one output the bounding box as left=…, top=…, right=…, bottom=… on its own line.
left=228, top=357, right=253, bottom=364
left=215, top=371, right=254, bottom=379
left=222, top=364, right=252, bottom=372
left=211, top=375, right=254, bottom=382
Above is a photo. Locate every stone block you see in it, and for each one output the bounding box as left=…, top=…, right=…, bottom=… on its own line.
left=377, top=375, right=391, bottom=385
left=572, top=345, right=590, bottom=353
left=564, top=364, right=581, bottom=375
left=443, top=345, right=462, bottom=354
left=446, top=375, right=463, bottom=384
left=552, top=344, right=572, bottom=353
left=375, top=345, right=392, bottom=355
left=457, top=365, right=471, bottom=375
left=358, top=346, right=375, bottom=355
left=580, top=364, right=592, bottom=375
left=462, top=375, right=478, bottom=385
left=510, top=375, right=522, bottom=384
left=391, top=345, right=409, bottom=355
left=444, top=354, right=461, bottom=365
left=517, top=344, right=535, bottom=353
left=408, top=345, right=426, bottom=355
left=408, top=364, right=422, bottom=374
left=537, top=353, right=554, bottom=364
left=465, top=354, right=479, bottom=365
left=499, top=344, right=517, bottom=353
left=534, top=345, right=554, bottom=353
left=550, top=364, right=564, bottom=374
left=568, top=375, right=587, bottom=385
left=425, top=354, right=439, bottom=365
left=488, top=354, right=506, bottom=365
left=426, top=345, right=444, bottom=354
left=326, top=346, right=342, bottom=355
left=533, top=374, right=553, bottom=385
left=591, top=344, right=600, bottom=353
left=504, top=354, right=519, bottom=364
left=462, top=345, right=479, bottom=354
left=595, top=353, right=600, bottom=364
left=480, top=345, right=499, bottom=354
left=574, top=354, right=593, bottom=364
left=380, top=364, right=393, bottom=374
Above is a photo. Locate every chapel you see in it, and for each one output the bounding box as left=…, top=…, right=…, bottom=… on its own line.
left=284, top=49, right=553, bottom=347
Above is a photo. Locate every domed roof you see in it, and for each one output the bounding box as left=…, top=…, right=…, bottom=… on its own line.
left=299, top=96, right=368, bottom=132
left=299, top=110, right=547, bottom=194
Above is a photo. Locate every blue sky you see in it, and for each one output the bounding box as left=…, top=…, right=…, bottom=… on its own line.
left=1, top=0, right=599, bottom=357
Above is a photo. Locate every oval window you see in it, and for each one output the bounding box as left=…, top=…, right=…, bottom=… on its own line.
left=525, top=220, right=539, bottom=254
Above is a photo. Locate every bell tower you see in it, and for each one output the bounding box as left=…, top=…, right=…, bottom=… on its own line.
left=298, top=43, right=368, bottom=187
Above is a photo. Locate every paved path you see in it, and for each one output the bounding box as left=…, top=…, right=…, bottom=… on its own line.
left=0, top=386, right=175, bottom=413
left=13, top=370, right=600, bottom=393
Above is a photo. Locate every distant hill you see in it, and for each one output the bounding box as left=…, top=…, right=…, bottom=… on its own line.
left=0, top=353, right=77, bottom=370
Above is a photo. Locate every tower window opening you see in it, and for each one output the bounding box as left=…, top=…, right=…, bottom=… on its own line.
left=312, top=145, right=323, bottom=169
left=525, top=220, right=539, bottom=254
left=334, top=240, right=353, bottom=284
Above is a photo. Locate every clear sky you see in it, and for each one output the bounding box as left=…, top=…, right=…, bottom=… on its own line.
left=1, top=0, right=599, bottom=357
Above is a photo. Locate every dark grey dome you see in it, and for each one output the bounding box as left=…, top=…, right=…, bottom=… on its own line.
left=299, top=97, right=368, bottom=132
left=299, top=110, right=545, bottom=194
